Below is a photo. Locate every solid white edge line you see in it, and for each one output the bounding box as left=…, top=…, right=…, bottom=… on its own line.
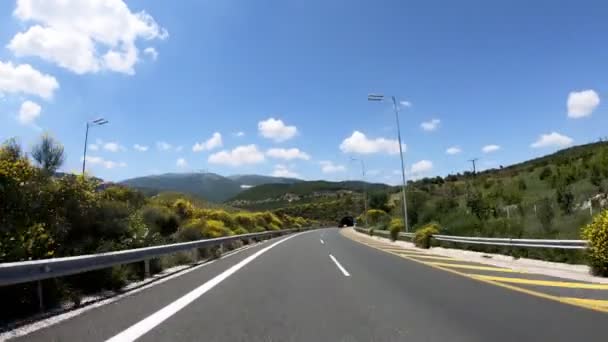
left=320, top=239, right=325, bottom=244
left=329, top=254, right=350, bottom=277
left=105, top=232, right=305, bottom=342
left=0, top=241, right=261, bottom=341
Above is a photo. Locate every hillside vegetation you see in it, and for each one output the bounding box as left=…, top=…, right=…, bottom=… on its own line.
left=347, top=141, right=608, bottom=264
left=0, top=136, right=315, bottom=322
left=227, top=180, right=392, bottom=211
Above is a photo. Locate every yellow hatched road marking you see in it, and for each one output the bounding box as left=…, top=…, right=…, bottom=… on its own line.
left=341, top=229, right=608, bottom=313
left=405, top=255, right=455, bottom=261
left=426, top=262, right=521, bottom=273
left=471, top=275, right=608, bottom=290
left=561, top=297, right=608, bottom=309
left=382, top=249, right=429, bottom=255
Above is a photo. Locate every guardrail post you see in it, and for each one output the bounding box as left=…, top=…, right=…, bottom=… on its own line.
left=144, top=259, right=150, bottom=278
left=37, top=280, right=44, bottom=313
left=191, top=248, right=198, bottom=263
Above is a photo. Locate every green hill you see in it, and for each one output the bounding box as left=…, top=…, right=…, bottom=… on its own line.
left=121, top=172, right=242, bottom=202
left=226, top=180, right=393, bottom=210
left=380, top=140, right=608, bottom=240
left=120, top=173, right=305, bottom=203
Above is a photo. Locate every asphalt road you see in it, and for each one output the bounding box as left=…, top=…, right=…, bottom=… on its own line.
left=13, top=228, right=608, bottom=341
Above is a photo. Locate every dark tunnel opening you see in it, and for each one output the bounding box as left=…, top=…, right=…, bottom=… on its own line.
left=339, top=216, right=354, bottom=227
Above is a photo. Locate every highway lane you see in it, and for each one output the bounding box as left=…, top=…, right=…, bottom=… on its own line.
left=13, top=228, right=608, bottom=341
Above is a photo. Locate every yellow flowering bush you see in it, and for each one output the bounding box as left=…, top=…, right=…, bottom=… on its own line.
left=582, top=210, right=608, bottom=276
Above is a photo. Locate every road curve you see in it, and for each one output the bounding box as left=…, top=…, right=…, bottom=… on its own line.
left=13, top=228, right=608, bottom=341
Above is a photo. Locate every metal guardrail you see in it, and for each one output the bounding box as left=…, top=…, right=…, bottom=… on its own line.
left=0, top=229, right=301, bottom=287
left=432, top=235, right=587, bottom=249
left=354, top=227, right=587, bottom=249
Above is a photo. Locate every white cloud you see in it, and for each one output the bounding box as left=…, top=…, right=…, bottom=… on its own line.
left=339, top=131, right=404, bottom=155
left=567, top=89, right=600, bottom=118
left=208, top=144, right=265, bottom=166
left=17, top=100, right=41, bottom=125
left=193, top=132, right=223, bottom=152
left=272, top=164, right=299, bottom=178
left=9, top=0, right=168, bottom=75
left=411, top=160, right=433, bottom=174
left=258, top=117, right=298, bottom=142
left=103, top=141, right=125, bottom=152
left=446, top=146, right=462, bottom=155
left=176, top=158, right=187, bottom=168
left=156, top=141, right=172, bottom=151
left=420, top=118, right=440, bottom=131
left=266, top=148, right=310, bottom=160
left=143, top=47, right=158, bottom=60
left=400, top=100, right=411, bottom=108
left=482, top=144, right=500, bottom=153
left=320, top=160, right=346, bottom=173
left=133, top=144, right=148, bottom=152
left=0, top=61, right=59, bottom=99
left=531, top=132, right=574, bottom=148
left=235, top=131, right=245, bottom=137
left=84, top=155, right=126, bottom=169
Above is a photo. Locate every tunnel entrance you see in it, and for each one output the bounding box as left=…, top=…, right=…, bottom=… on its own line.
left=339, top=216, right=354, bottom=227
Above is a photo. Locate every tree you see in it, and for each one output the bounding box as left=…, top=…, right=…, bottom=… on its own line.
left=466, top=189, right=488, bottom=220
left=368, top=192, right=389, bottom=212
left=539, top=166, right=552, bottom=181
left=537, top=198, right=555, bottom=234
left=590, top=164, right=602, bottom=188
left=556, top=185, right=575, bottom=215
left=31, top=133, right=65, bottom=174
left=0, top=138, right=24, bottom=162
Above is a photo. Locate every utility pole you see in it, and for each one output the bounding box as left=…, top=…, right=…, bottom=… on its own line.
left=351, top=157, right=368, bottom=227
left=468, top=158, right=478, bottom=175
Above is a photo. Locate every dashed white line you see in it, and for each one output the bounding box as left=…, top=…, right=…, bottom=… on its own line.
left=105, top=233, right=304, bottom=342
left=320, top=239, right=325, bottom=245
left=329, top=254, right=351, bottom=277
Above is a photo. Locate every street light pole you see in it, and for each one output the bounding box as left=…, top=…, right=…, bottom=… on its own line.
left=368, top=93, right=409, bottom=232
left=351, top=157, right=368, bottom=227
left=82, top=118, right=108, bottom=174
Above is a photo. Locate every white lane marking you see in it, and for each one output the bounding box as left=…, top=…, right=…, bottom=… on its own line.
left=106, top=233, right=304, bottom=342
left=329, top=254, right=350, bottom=277
left=1, top=242, right=260, bottom=341
left=320, top=239, right=325, bottom=245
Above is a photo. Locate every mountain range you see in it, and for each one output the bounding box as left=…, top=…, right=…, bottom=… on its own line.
left=120, top=173, right=303, bottom=202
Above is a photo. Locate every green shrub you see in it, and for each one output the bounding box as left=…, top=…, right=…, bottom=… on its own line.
left=234, top=213, right=256, bottom=230
left=142, top=205, right=179, bottom=236
left=176, top=223, right=204, bottom=242
left=203, top=219, right=233, bottom=238
left=581, top=209, right=608, bottom=276
left=206, top=210, right=236, bottom=228
left=172, top=199, right=194, bottom=220
left=233, top=227, right=249, bottom=235
left=251, top=226, right=266, bottom=233
left=389, top=218, right=404, bottom=241
left=414, top=223, right=440, bottom=249
left=365, top=209, right=390, bottom=227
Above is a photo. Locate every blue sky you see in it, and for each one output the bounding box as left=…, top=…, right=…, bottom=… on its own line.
left=1, top=0, right=607, bottom=184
